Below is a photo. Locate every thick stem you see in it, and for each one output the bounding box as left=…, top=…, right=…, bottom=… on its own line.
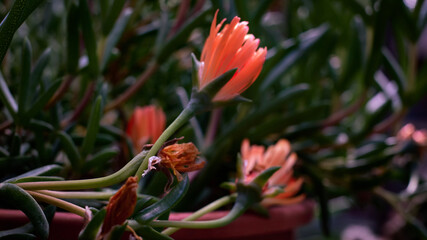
left=134, top=105, right=195, bottom=180
left=34, top=189, right=156, bottom=201
left=162, top=194, right=237, bottom=235
left=176, top=87, right=204, bottom=147
left=61, top=81, right=95, bottom=128
left=45, top=75, right=74, bottom=109
left=204, top=108, right=222, bottom=149
left=372, top=108, right=407, bottom=134
left=34, top=190, right=114, bottom=199
left=27, top=190, right=85, bottom=217
left=147, top=198, right=246, bottom=229
left=16, top=150, right=147, bottom=190
left=322, top=91, right=367, bottom=127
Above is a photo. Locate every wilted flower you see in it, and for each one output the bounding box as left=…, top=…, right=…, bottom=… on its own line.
left=240, top=139, right=305, bottom=206
left=126, top=105, right=166, bottom=152
left=100, top=176, right=138, bottom=239
left=197, top=10, right=267, bottom=102
left=158, top=142, right=205, bottom=181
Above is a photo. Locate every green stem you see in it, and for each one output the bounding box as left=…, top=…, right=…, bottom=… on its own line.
left=34, top=189, right=156, bottom=201
left=27, top=190, right=85, bottom=217
left=16, top=150, right=148, bottom=190
left=162, top=193, right=237, bottom=235
left=134, top=105, right=195, bottom=180
left=146, top=197, right=247, bottom=229
left=34, top=190, right=115, bottom=199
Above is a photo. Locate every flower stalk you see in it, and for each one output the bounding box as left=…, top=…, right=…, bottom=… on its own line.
left=27, top=190, right=86, bottom=217
left=161, top=193, right=237, bottom=235
left=134, top=105, right=196, bottom=180
left=17, top=150, right=148, bottom=190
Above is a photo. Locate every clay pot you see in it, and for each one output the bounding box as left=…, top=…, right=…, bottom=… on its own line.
left=0, top=200, right=314, bottom=240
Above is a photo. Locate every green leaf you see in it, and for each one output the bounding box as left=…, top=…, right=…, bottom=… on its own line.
left=156, top=8, right=211, bottom=62
left=28, top=120, right=54, bottom=132
left=18, top=38, right=32, bottom=117
left=191, top=53, right=201, bottom=88
left=199, top=68, right=237, bottom=99
left=260, top=24, right=330, bottom=92
left=0, top=220, right=33, bottom=238
left=105, top=224, right=127, bottom=240
left=249, top=102, right=329, bottom=140
left=363, top=0, right=396, bottom=86
left=0, top=157, right=34, bottom=174
left=9, top=176, right=64, bottom=184
left=101, top=8, right=133, bottom=72
left=337, top=16, right=366, bottom=91
left=4, top=164, right=62, bottom=183
left=234, top=0, right=250, bottom=21
left=252, top=0, right=274, bottom=24
left=418, top=0, right=427, bottom=30
left=251, top=166, right=280, bottom=189
left=395, top=0, right=418, bottom=42
left=79, top=0, right=99, bottom=76
left=0, top=184, right=48, bottom=240
left=10, top=133, right=21, bottom=156
left=29, top=48, right=51, bottom=101
left=57, top=131, right=82, bottom=168
left=0, top=205, right=56, bottom=238
left=218, top=84, right=310, bottom=142
left=66, top=2, right=80, bottom=73
left=0, top=233, right=37, bottom=239
left=382, top=48, right=407, bottom=96
left=78, top=208, right=106, bottom=240
left=0, top=71, right=18, bottom=117
left=329, top=153, right=394, bottom=175
left=102, top=0, right=127, bottom=36
left=0, top=0, right=43, bottom=63
left=24, top=79, right=61, bottom=120
left=135, top=175, right=189, bottom=223
left=82, top=147, right=119, bottom=173
left=257, top=83, right=310, bottom=112
left=283, top=122, right=322, bottom=140
left=81, top=96, right=103, bottom=158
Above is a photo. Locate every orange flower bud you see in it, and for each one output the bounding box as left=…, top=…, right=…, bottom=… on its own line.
left=198, top=10, right=267, bottom=102
left=126, top=105, right=166, bottom=152
left=100, top=176, right=138, bottom=237
left=158, top=143, right=205, bottom=181
left=240, top=139, right=304, bottom=207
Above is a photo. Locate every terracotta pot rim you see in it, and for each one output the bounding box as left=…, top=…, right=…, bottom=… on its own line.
left=0, top=199, right=315, bottom=240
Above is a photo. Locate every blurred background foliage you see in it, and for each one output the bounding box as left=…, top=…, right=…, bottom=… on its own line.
left=1, top=0, right=427, bottom=239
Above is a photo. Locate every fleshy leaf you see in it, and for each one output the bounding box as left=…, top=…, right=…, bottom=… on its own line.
left=4, top=164, right=62, bottom=183
left=0, top=184, right=48, bottom=240
left=135, top=175, right=189, bottom=223
left=81, top=96, right=103, bottom=159
left=78, top=208, right=106, bottom=240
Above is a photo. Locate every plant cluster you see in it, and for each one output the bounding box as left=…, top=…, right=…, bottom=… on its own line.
left=1, top=0, right=427, bottom=239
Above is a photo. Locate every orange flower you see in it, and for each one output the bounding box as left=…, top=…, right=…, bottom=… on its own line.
left=240, top=139, right=305, bottom=206
left=397, top=123, right=427, bottom=147
left=158, top=143, right=205, bottom=181
left=126, top=105, right=166, bottom=152
left=198, top=10, right=267, bottom=102
left=100, top=176, right=138, bottom=238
